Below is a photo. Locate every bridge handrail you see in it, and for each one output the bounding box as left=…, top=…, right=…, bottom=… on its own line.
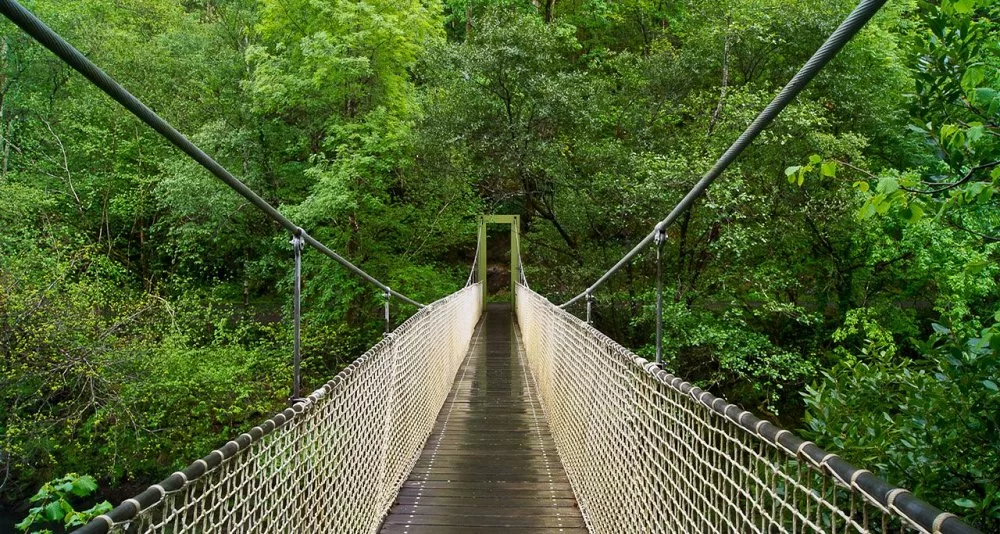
left=518, top=284, right=980, bottom=534
left=0, top=0, right=424, bottom=309
left=561, top=0, right=887, bottom=309
left=76, top=284, right=482, bottom=533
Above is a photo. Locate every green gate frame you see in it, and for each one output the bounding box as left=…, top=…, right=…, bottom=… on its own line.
left=477, top=215, right=521, bottom=309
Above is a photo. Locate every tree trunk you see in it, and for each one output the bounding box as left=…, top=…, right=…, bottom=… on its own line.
left=708, top=20, right=732, bottom=136
left=544, top=0, right=556, bottom=23
left=466, top=2, right=473, bottom=36
left=0, top=36, right=8, bottom=179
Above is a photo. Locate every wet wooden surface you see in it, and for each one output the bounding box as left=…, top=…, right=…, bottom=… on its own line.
left=380, top=303, right=587, bottom=533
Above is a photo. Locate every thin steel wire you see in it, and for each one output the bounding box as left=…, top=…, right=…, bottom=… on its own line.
left=466, top=238, right=480, bottom=287
left=78, top=285, right=482, bottom=534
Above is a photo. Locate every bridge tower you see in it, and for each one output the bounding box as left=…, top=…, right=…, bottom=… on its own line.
left=477, top=214, right=521, bottom=310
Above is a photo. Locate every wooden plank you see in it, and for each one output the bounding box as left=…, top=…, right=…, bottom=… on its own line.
left=398, top=481, right=576, bottom=491
left=383, top=514, right=586, bottom=528
left=388, top=505, right=579, bottom=517
left=380, top=304, right=588, bottom=533
left=381, top=526, right=587, bottom=534
left=396, top=487, right=579, bottom=500
left=393, top=496, right=579, bottom=508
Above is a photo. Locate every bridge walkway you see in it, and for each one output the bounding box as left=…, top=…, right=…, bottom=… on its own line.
left=380, top=303, right=587, bottom=533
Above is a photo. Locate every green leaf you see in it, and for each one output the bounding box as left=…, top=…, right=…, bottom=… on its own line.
left=65, top=511, right=86, bottom=527
left=785, top=166, right=801, bottom=178
left=71, top=475, right=98, bottom=497
left=821, top=162, right=836, bottom=178
left=808, top=154, right=822, bottom=165
left=954, top=498, right=977, bottom=509
left=877, top=176, right=898, bottom=195
left=858, top=201, right=877, bottom=220
left=15, top=516, right=33, bottom=531
left=961, top=65, right=985, bottom=91
left=974, top=88, right=1000, bottom=113
left=90, top=501, right=113, bottom=515
left=965, top=258, right=988, bottom=274
left=977, top=186, right=994, bottom=204
left=932, top=323, right=951, bottom=335
left=875, top=196, right=891, bottom=215
left=853, top=181, right=870, bottom=193
left=903, top=203, right=924, bottom=224
left=984, top=380, right=999, bottom=392
left=952, top=0, right=975, bottom=13
left=966, top=124, right=984, bottom=145
left=940, top=123, right=960, bottom=142
left=43, top=500, right=66, bottom=522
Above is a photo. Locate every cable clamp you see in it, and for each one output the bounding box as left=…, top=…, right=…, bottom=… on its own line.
left=290, top=228, right=305, bottom=251
left=654, top=223, right=667, bottom=246
left=885, top=488, right=909, bottom=510
left=932, top=512, right=958, bottom=533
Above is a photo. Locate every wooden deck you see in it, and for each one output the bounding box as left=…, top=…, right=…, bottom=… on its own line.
left=380, top=303, right=587, bottom=533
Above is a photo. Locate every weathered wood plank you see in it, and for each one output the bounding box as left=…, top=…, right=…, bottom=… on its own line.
left=380, top=304, right=588, bottom=532
left=381, top=526, right=588, bottom=534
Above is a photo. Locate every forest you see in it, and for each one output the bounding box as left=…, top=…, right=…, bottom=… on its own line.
left=0, top=0, right=997, bottom=531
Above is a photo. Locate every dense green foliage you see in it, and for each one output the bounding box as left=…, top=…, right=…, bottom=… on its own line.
left=0, top=0, right=997, bottom=529
left=16, top=474, right=110, bottom=533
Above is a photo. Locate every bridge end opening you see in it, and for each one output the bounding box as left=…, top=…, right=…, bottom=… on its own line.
left=477, top=214, right=521, bottom=311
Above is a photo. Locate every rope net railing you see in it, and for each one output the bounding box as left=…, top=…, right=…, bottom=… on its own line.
left=78, top=284, right=482, bottom=534
left=515, top=285, right=978, bottom=534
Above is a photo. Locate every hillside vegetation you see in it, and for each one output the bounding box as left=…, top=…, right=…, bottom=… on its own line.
left=1, top=0, right=997, bottom=529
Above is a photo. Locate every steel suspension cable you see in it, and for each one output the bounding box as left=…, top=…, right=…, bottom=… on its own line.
left=561, top=0, right=888, bottom=308
left=466, top=238, right=480, bottom=287
left=0, top=0, right=424, bottom=308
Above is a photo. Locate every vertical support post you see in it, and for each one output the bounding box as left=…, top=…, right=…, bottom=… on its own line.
left=585, top=292, right=594, bottom=325
left=511, top=215, right=520, bottom=311
left=654, top=224, right=666, bottom=367
left=478, top=216, right=487, bottom=308
left=290, top=229, right=305, bottom=401
left=383, top=288, right=392, bottom=335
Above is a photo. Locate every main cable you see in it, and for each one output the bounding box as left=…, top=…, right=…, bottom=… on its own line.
left=0, top=0, right=424, bottom=308
left=561, top=0, right=888, bottom=308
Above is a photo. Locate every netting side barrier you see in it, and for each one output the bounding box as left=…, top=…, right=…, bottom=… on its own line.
left=78, top=284, right=482, bottom=534
left=515, top=285, right=978, bottom=534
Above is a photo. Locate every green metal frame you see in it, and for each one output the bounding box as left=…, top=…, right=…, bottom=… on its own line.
left=477, top=215, right=521, bottom=309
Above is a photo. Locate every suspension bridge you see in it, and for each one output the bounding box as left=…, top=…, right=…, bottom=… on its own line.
left=0, top=0, right=983, bottom=532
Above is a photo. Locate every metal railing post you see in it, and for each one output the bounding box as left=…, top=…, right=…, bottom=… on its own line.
left=290, top=230, right=305, bottom=401
left=384, top=288, right=392, bottom=335
left=585, top=292, right=594, bottom=325
left=654, top=224, right=666, bottom=367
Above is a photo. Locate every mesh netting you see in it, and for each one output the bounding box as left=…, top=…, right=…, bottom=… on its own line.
left=85, top=284, right=482, bottom=534
left=515, top=284, right=973, bottom=534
